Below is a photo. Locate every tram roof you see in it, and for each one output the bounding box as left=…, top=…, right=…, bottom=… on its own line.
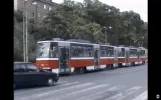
left=14, top=62, right=32, bottom=64
left=37, top=40, right=116, bottom=47
left=100, top=44, right=115, bottom=47
left=37, top=40, right=142, bottom=49
left=37, top=40, right=95, bottom=45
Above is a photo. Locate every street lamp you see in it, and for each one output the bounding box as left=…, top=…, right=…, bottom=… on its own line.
left=32, top=1, right=38, bottom=25
left=104, top=26, right=112, bottom=44
left=22, top=0, right=28, bottom=62
left=141, top=36, right=144, bottom=47
left=93, top=26, right=112, bottom=44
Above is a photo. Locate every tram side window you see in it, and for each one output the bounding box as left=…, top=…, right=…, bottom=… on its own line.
left=49, top=42, right=58, bottom=58
left=71, top=44, right=84, bottom=57
left=84, top=45, right=93, bottom=57
left=77, top=45, right=84, bottom=57
left=36, top=42, right=50, bottom=58
left=71, top=45, right=78, bottom=57
left=107, top=47, right=114, bottom=57
left=101, top=46, right=106, bottom=57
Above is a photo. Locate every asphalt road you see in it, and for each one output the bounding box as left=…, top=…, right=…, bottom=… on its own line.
left=14, top=64, right=147, bottom=100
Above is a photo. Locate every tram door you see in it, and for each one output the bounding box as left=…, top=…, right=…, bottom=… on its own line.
left=59, top=47, right=70, bottom=73
left=94, top=49, right=100, bottom=69
left=125, top=48, right=129, bottom=66
left=137, top=49, right=140, bottom=64
left=114, top=47, right=118, bottom=67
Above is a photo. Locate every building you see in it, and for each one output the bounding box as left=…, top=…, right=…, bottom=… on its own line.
left=14, top=0, right=58, bottom=23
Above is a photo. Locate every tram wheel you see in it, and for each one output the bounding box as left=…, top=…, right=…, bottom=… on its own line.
left=80, top=68, right=85, bottom=74
left=110, top=64, right=114, bottom=69
left=118, top=63, right=123, bottom=68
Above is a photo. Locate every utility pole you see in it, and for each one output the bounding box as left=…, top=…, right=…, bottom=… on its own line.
left=23, top=12, right=26, bottom=62
left=35, top=3, right=38, bottom=26
left=104, top=27, right=107, bottom=44
left=23, top=0, right=28, bottom=62
left=25, top=11, right=28, bottom=62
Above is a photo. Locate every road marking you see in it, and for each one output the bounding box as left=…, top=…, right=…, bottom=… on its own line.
left=47, top=84, right=110, bottom=100
left=16, top=83, right=94, bottom=100
left=57, top=81, right=69, bottom=84
left=58, top=82, right=79, bottom=86
left=132, top=91, right=147, bottom=100
left=105, top=86, right=142, bottom=100
left=14, top=81, right=75, bottom=96
left=101, top=68, right=143, bottom=74
left=77, top=85, right=126, bottom=100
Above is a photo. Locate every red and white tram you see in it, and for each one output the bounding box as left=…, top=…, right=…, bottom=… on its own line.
left=138, top=47, right=148, bottom=64
left=35, top=40, right=147, bottom=74
left=35, top=40, right=118, bottom=74
left=117, top=46, right=129, bottom=67
left=128, top=47, right=140, bottom=66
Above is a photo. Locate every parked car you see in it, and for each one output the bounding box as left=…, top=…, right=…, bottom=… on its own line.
left=14, top=62, right=59, bottom=88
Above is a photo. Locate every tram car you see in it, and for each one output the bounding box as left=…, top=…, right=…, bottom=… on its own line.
left=35, top=39, right=147, bottom=74
left=138, top=47, right=148, bottom=64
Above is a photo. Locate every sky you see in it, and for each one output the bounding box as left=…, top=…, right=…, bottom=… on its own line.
left=52, top=0, right=147, bottom=22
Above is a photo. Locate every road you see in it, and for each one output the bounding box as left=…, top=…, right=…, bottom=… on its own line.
left=14, top=64, right=147, bottom=100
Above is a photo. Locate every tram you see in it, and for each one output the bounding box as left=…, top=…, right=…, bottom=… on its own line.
left=35, top=39, right=147, bottom=74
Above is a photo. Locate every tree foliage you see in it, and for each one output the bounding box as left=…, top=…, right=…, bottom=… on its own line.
left=14, top=0, right=147, bottom=61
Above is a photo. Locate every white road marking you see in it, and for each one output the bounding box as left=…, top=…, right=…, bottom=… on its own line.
left=58, top=82, right=79, bottom=86
left=77, top=85, right=126, bottom=100
left=101, top=68, right=144, bottom=75
left=105, top=86, right=142, bottom=100
left=132, top=91, right=147, bottom=100
left=16, top=83, right=94, bottom=100
left=14, top=81, right=73, bottom=96
left=47, top=84, right=110, bottom=100
left=57, top=81, right=69, bottom=84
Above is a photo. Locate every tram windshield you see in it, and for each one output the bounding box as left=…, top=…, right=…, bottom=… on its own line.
left=36, top=42, right=58, bottom=58
left=36, top=42, right=51, bottom=58
left=139, top=50, right=145, bottom=56
left=117, top=48, right=125, bottom=57
left=129, top=49, right=138, bottom=57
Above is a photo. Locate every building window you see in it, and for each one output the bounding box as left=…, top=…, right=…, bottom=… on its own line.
left=44, top=5, right=47, bottom=9
left=43, top=15, right=47, bottom=18
left=49, top=7, right=52, bottom=11
left=38, top=13, right=40, bottom=17
left=37, top=4, right=40, bottom=7
left=23, top=0, right=28, bottom=4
